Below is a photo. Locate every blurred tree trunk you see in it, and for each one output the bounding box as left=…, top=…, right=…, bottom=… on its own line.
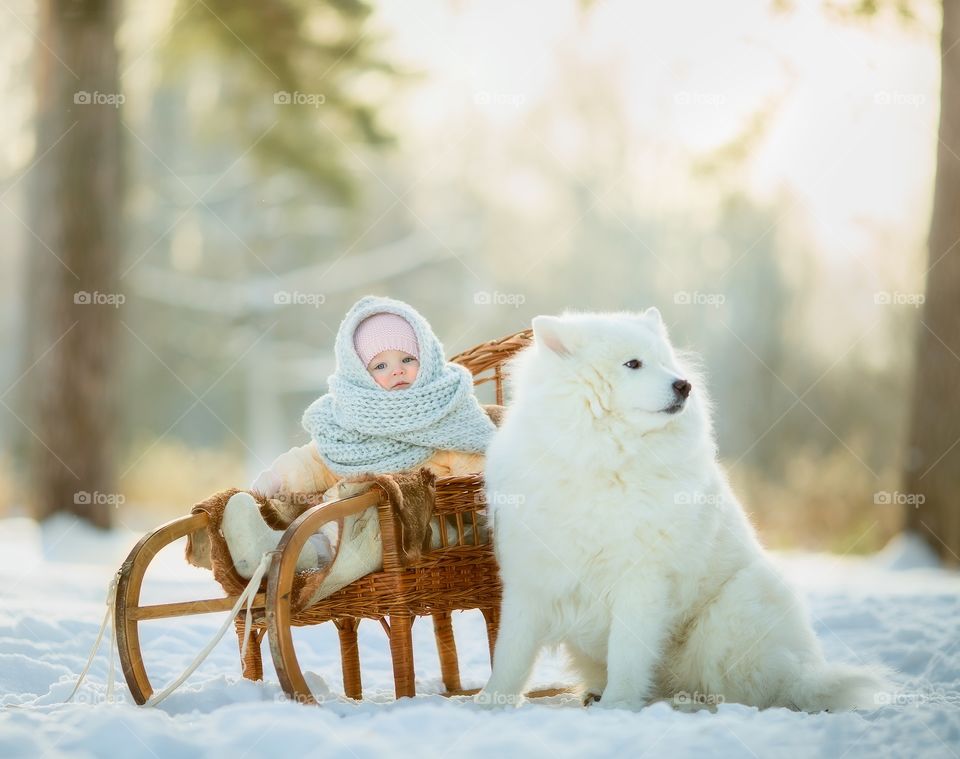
left=903, top=0, right=960, bottom=566
left=22, top=0, right=123, bottom=528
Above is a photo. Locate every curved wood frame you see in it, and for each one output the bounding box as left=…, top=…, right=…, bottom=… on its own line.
left=114, top=512, right=271, bottom=704
left=266, top=489, right=384, bottom=704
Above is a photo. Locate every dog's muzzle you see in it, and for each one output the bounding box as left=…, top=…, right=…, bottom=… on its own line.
left=662, top=379, right=692, bottom=414
left=662, top=399, right=685, bottom=414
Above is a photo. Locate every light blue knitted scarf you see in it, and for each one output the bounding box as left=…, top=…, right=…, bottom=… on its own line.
left=301, top=296, right=496, bottom=476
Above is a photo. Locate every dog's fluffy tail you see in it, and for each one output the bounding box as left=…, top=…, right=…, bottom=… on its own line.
left=788, top=661, right=893, bottom=713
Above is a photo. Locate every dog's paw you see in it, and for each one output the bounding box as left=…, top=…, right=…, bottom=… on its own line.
left=474, top=690, right=524, bottom=710
left=582, top=692, right=602, bottom=706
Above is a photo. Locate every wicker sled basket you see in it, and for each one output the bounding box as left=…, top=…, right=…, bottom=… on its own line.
left=114, top=328, right=566, bottom=705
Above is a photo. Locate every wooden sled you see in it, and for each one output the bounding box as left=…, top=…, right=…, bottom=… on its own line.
left=114, top=328, right=564, bottom=705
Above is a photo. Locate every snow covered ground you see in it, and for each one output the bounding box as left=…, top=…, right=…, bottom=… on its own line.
left=2, top=514, right=959, bottom=758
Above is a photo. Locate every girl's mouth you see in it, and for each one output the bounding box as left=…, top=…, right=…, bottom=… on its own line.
left=392, top=381, right=410, bottom=389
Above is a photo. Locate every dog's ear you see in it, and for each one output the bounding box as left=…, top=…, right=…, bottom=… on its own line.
left=642, top=307, right=669, bottom=337
left=532, top=315, right=573, bottom=356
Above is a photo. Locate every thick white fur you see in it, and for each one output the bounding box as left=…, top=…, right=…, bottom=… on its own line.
left=479, top=309, right=889, bottom=712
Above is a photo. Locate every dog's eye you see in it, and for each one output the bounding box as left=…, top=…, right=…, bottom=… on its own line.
left=623, top=359, right=643, bottom=369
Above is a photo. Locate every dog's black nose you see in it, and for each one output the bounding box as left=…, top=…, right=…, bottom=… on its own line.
left=673, top=379, right=692, bottom=399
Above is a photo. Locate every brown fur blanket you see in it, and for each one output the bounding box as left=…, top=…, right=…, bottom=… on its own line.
left=184, top=467, right=438, bottom=609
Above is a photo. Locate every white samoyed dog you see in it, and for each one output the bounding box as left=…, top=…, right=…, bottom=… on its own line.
left=478, top=309, right=889, bottom=712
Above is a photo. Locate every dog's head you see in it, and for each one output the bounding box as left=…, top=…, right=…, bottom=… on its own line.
left=521, top=308, right=706, bottom=435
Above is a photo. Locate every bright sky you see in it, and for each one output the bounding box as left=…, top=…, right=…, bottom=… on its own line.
left=0, top=0, right=941, bottom=277
left=372, top=0, right=941, bottom=268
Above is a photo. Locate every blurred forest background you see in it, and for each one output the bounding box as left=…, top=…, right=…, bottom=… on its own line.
left=1, top=0, right=957, bottom=561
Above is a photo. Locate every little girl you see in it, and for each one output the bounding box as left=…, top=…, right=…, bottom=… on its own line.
left=222, top=295, right=497, bottom=580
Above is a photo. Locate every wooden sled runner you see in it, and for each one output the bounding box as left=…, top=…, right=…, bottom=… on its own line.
left=114, top=328, right=565, bottom=705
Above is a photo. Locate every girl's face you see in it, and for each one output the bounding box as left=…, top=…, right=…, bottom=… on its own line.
left=366, top=349, right=420, bottom=390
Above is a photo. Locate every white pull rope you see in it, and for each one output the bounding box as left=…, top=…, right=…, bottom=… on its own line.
left=66, top=570, right=121, bottom=704
left=66, top=551, right=275, bottom=707
left=145, top=550, right=275, bottom=707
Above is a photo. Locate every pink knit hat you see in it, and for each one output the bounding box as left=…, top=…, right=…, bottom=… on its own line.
left=353, top=312, right=419, bottom=367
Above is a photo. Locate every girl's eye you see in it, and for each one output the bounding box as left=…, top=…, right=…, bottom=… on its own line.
left=402, top=356, right=417, bottom=363
left=623, top=359, right=643, bottom=369
left=373, top=363, right=386, bottom=371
